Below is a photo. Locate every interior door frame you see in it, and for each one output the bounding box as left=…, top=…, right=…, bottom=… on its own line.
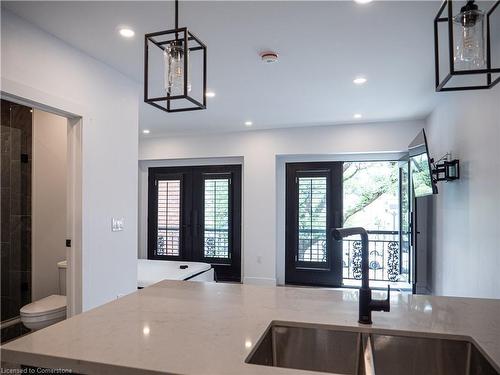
left=1, top=89, right=84, bottom=317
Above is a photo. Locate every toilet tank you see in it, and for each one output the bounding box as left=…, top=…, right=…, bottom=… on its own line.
left=57, top=260, right=67, bottom=296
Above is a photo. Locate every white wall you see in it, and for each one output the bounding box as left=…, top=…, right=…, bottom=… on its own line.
left=2, top=11, right=139, bottom=311
left=425, top=87, right=500, bottom=299
left=32, top=109, right=67, bottom=301
left=139, top=120, right=424, bottom=285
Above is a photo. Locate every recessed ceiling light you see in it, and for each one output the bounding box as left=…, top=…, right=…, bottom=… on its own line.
left=142, top=129, right=150, bottom=134
left=353, top=114, right=363, bottom=119
left=260, top=51, right=279, bottom=64
left=353, top=76, right=367, bottom=85
left=244, top=121, right=253, bottom=127
left=119, top=27, right=135, bottom=38
left=354, top=0, right=373, bottom=4
left=205, top=91, right=216, bottom=98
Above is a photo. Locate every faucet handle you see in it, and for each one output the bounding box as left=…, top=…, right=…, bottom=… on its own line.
left=368, top=285, right=391, bottom=313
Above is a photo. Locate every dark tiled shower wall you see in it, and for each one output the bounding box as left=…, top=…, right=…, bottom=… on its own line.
left=1, top=99, right=32, bottom=323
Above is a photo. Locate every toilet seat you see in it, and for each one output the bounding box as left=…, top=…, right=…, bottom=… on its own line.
left=20, top=295, right=67, bottom=331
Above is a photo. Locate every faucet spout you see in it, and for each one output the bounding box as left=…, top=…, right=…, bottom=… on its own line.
left=332, top=227, right=369, bottom=289
left=332, top=227, right=391, bottom=324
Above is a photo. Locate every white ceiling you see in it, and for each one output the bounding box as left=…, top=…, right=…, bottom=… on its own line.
left=3, top=1, right=441, bottom=136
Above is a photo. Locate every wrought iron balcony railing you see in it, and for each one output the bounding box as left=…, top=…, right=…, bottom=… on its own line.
left=342, top=230, right=404, bottom=282
left=297, top=229, right=407, bottom=283
left=157, top=226, right=229, bottom=258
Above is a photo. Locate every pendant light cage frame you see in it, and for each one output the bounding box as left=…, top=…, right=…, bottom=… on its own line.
left=434, top=0, right=500, bottom=92
left=144, top=0, right=207, bottom=113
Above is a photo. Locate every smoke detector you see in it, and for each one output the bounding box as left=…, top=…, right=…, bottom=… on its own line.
left=260, top=51, right=278, bottom=63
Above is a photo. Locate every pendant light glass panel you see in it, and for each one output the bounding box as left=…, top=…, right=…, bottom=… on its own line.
left=453, top=7, right=485, bottom=70
left=164, top=41, right=192, bottom=95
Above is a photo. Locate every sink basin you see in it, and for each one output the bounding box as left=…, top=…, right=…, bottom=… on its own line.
left=247, top=324, right=360, bottom=374
left=370, top=333, right=498, bottom=375
left=246, top=322, right=499, bottom=375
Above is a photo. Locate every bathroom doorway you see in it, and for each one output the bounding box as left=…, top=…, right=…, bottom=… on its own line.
left=0, top=97, right=82, bottom=342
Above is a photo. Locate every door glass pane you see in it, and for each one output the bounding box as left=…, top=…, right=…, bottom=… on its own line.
left=297, top=176, right=327, bottom=263
left=157, top=180, right=181, bottom=256
left=204, top=178, right=229, bottom=258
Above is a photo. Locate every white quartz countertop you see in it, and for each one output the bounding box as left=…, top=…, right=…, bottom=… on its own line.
left=2, top=281, right=500, bottom=374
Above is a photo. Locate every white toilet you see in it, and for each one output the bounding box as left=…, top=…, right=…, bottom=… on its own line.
left=20, top=260, right=67, bottom=331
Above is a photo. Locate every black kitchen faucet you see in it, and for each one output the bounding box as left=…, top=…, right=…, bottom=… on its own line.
left=333, top=227, right=391, bottom=324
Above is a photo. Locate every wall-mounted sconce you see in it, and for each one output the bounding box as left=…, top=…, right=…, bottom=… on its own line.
left=432, top=154, right=460, bottom=182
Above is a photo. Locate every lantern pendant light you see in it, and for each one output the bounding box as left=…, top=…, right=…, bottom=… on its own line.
left=434, top=0, right=499, bottom=91
left=144, top=0, right=207, bottom=112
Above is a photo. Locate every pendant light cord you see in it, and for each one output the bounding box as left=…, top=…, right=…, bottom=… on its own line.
left=175, top=0, right=179, bottom=29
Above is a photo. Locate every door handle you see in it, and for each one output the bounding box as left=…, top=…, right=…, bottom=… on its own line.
left=183, top=210, right=192, bottom=229
left=333, top=210, right=342, bottom=228
left=409, top=212, right=414, bottom=246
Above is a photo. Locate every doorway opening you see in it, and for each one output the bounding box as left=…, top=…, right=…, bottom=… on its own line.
left=0, top=96, right=82, bottom=342
left=285, top=161, right=411, bottom=289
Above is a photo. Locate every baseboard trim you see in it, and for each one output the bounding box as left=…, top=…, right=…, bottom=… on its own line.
left=243, top=277, right=277, bottom=286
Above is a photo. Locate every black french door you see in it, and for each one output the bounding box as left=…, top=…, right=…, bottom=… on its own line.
left=148, top=165, right=241, bottom=281
left=285, top=162, right=343, bottom=286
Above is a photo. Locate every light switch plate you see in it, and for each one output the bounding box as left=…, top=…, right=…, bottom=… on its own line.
left=112, top=217, right=124, bottom=232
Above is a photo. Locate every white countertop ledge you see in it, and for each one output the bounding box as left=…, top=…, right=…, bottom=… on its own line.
left=2, top=281, right=500, bottom=374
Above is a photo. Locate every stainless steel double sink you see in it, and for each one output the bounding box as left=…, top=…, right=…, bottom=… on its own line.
left=246, top=322, right=499, bottom=375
